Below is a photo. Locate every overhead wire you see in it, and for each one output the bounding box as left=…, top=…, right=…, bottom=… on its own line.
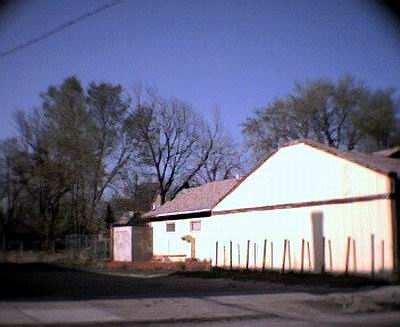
left=0, top=0, right=123, bottom=59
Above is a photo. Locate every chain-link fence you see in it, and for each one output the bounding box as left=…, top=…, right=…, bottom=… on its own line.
left=65, top=234, right=110, bottom=260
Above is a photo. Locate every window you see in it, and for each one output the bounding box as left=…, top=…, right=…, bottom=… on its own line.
left=190, top=220, right=201, bottom=231
left=166, top=222, right=175, bottom=232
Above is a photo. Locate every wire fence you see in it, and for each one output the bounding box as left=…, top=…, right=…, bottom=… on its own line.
left=65, top=234, right=110, bottom=260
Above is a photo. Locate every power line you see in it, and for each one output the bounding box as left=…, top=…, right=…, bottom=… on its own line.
left=0, top=0, right=123, bottom=59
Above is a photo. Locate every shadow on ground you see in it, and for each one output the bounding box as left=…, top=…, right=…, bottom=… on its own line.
left=0, top=263, right=390, bottom=302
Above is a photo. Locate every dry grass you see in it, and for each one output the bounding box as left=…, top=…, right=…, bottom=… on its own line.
left=174, top=267, right=393, bottom=289
left=1, top=250, right=68, bottom=263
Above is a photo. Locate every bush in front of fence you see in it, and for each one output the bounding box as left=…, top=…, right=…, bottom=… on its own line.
left=105, top=259, right=211, bottom=271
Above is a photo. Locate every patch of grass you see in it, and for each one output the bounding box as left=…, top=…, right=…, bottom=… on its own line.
left=52, top=258, right=174, bottom=276
left=51, top=257, right=110, bottom=272
left=174, top=268, right=393, bottom=288
left=2, top=250, right=67, bottom=263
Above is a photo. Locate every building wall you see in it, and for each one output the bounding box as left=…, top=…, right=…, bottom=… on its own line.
left=151, top=143, right=395, bottom=276
left=214, top=143, right=389, bottom=212
left=113, top=226, right=132, bottom=262
left=132, top=226, right=153, bottom=261
left=113, top=225, right=153, bottom=262
left=152, top=197, right=393, bottom=275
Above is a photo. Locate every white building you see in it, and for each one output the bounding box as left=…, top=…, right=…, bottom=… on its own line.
left=143, top=140, right=400, bottom=277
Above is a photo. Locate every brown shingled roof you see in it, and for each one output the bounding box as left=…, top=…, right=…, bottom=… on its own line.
left=142, top=179, right=240, bottom=220
left=373, top=146, right=400, bottom=159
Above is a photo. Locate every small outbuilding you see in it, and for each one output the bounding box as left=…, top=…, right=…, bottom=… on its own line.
left=143, top=140, right=400, bottom=278
left=112, top=212, right=153, bottom=262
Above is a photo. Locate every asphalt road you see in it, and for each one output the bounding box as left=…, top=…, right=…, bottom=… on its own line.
left=0, top=262, right=366, bottom=301
left=1, top=263, right=400, bottom=326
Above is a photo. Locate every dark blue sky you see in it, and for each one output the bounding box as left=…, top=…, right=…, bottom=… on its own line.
left=0, top=0, right=399, bottom=141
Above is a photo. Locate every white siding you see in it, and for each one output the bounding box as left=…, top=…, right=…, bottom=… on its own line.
left=152, top=198, right=393, bottom=275
left=214, top=143, right=389, bottom=212
left=151, top=143, right=395, bottom=276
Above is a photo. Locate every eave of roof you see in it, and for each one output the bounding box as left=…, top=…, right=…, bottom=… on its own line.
left=142, top=179, right=239, bottom=221
left=243, top=139, right=400, bottom=178
left=292, top=139, right=400, bottom=176
left=142, top=209, right=211, bottom=223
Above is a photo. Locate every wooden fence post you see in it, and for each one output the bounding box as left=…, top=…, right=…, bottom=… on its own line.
left=237, top=244, right=241, bottom=267
left=287, top=240, right=291, bottom=270
left=282, top=239, right=287, bottom=273
left=321, top=237, right=325, bottom=274
left=381, top=240, right=385, bottom=273
left=270, top=242, right=274, bottom=268
left=223, top=245, right=226, bottom=267
left=328, top=239, right=333, bottom=271
left=352, top=239, right=357, bottom=272
left=215, top=242, right=218, bottom=267
left=262, top=239, right=267, bottom=272
left=345, top=236, right=351, bottom=275
left=300, top=239, right=305, bottom=273
left=254, top=242, right=257, bottom=268
left=307, top=241, right=311, bottom=270
left=371, top=234, right=375, bottom=277
left=246, top=240, right=250, bottom=270
left=230, top=241, right=233, bottom=270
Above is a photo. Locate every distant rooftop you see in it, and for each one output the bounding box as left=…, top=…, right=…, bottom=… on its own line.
left=373, top=146, right=400, bottom=159
left=142, top=179, right=240, bottom=221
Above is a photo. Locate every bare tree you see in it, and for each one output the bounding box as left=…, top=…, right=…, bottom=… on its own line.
left=194, top=110, right=243, bottom=184
left=127, top=88, right=242, bottom=204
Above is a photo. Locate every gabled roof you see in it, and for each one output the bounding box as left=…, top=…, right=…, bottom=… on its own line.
left=142, top=179, right=240, bottom=221
left=288, top=139, right=400, bottom=176
left=221, top=139, right=400, bottom=207
left=373, top=146, right=400, bottom=159
left=142, top=140, right=400, bottom=222
left=233, top=139, right=400, bottom=195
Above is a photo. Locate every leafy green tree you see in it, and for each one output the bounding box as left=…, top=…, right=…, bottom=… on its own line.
left=243, top=76, right=400, bottom=160
left=0, top=76, right=244, bottom=247
left=37, top=76, right=92, bottom=236
left=14, top=106, right=73, bottom=248
left=39, top=77, right=132, bottom=234
left=1, top=76, right=134, bottom=246
left=86, top=82, right=132, bottom=225
left=0, top=138, right=31, bottom=249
